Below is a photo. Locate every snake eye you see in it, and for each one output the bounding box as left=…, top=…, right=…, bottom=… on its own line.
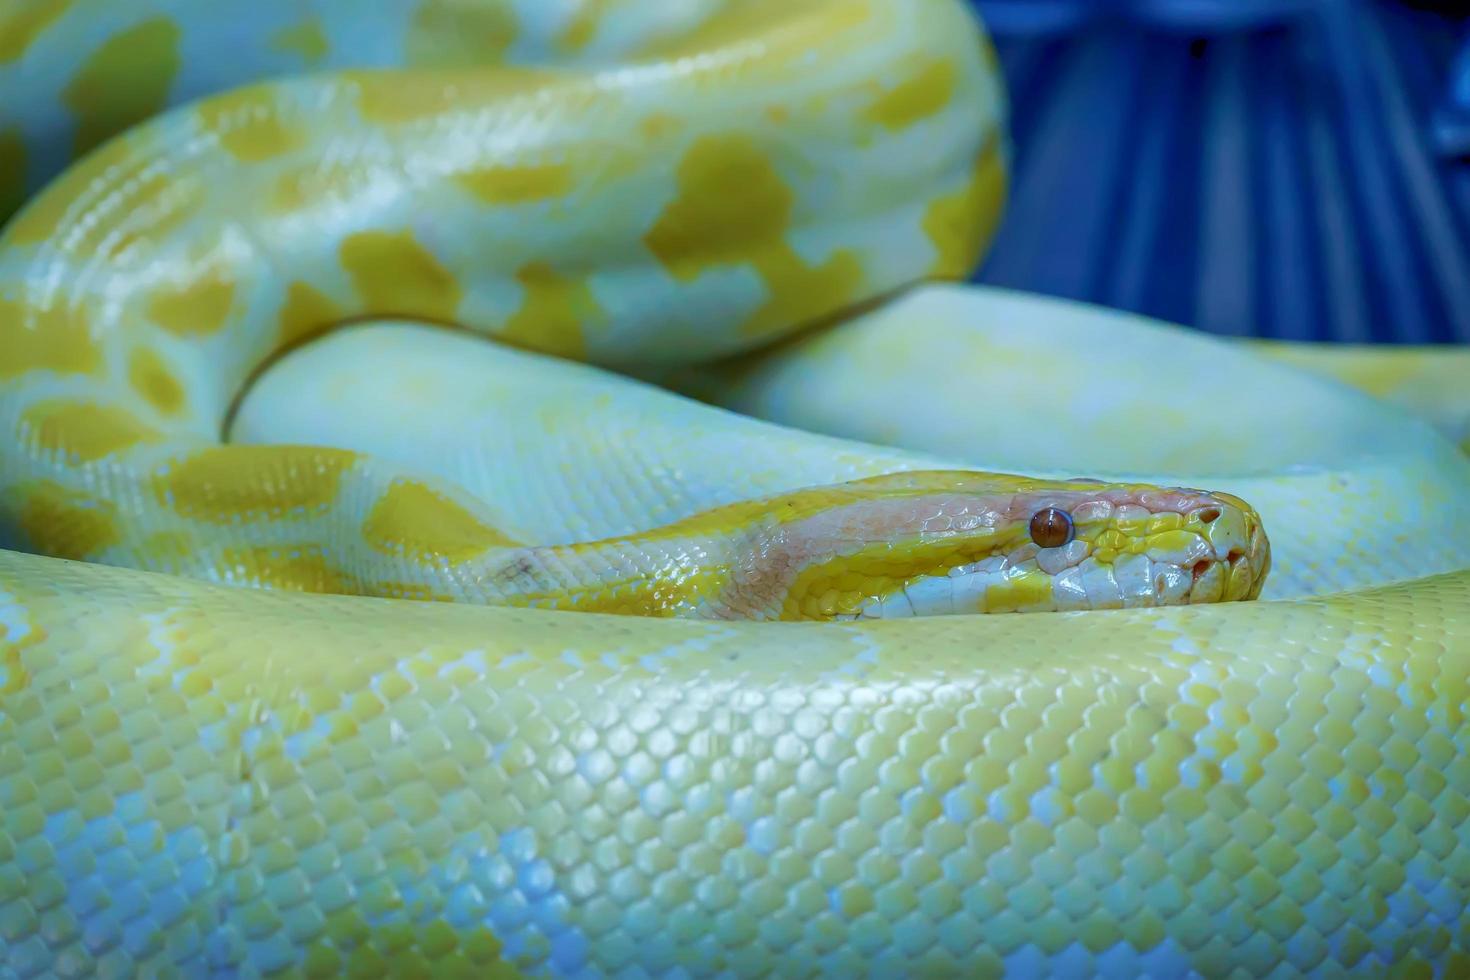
left=1029, top=507, right=1074, bottom=548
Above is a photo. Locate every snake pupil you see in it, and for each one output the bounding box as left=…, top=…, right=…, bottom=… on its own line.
left=1029, top=507, right=1074, bottom=549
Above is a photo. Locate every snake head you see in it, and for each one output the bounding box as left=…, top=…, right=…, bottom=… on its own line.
left=928, top=476, right=1272, bottom=614
left=731, top=470, right=1270, bottom=619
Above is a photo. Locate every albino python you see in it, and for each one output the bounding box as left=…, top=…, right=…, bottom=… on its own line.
left=2, top=0, right=1469, bottom=974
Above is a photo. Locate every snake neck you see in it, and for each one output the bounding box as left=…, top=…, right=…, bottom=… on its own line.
left=463, top=486, right=935, bottom=620
left=460, top=481, right=919, bottom=619
left=460, top=481, right=981, bottom=620
left=469, top=531, right=764, bottom=619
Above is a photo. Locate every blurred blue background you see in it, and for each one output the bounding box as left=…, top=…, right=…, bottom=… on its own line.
left=967, top=0, right=1470, bottom=344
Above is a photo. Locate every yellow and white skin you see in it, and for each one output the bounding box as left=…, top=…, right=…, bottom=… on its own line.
left=0, top=0, right=1469, bottom=975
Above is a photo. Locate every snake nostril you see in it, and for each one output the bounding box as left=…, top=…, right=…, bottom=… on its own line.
left=1198, top=507, right=1221, bottom=524
left=1191, top=560, right=1211, bottom=580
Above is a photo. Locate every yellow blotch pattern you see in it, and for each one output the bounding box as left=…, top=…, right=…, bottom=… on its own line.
left=270, top=18, right=330, bottom=65
left=363, top=480, right=517, bottom=564
left=277, top=280, right=344, bottom=349
left=0, top=299, right=101, bottom=378
left=138, top=530, right=195, bottom=565
left=644, top=135, right=801, bottom=279
left=981, top=568, right=1053, bottom=612
left=20, top=400, right=161, bottom=462
left=500, top=262, right=594, bottom=358
left=216, top=546, right=348, bottom=594
left=197, top=89, right=303, bottom=162
left=548, top=574, right=708, bottom=618
left=454, top=162, right=572, bottom=205
left=0, top=126, right=26, bottom=220
left=4, top=186, right=71, bottom=246
left=640, top=113, right=682, bottom=139
left=15, top=482, right=119, bottom=560
left=0, top=0, right=72, bottom=63
left=742, top=246, right=864, bottom=339
left=127, top=347, right=185, bottom=416
left=780, top=535, right=1007, bottom=620
left=862, top=59, right=957, bottom=130
left=152, top=446, right=359, bottom=523
left=344, top=70, right=452, bottom=125
left=340, top=230, right=462, bottom=322
left=61, top=18, right=181, bottom=158
left=921, top=135, right=1007, bottom=277
left=644, top=134, right=865, bottom=339
left=348, top=68, right=553, bottom=125
left=406, top=0, right=516, bottom=66
left=556, top=0, right=609, bottom=52
left=147, top=271, right=237, bottom=336
left=352, top=64, right=564, bottom=125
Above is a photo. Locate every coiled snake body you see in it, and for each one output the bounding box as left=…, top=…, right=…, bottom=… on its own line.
left=1, top=0, right=1469, bottom=974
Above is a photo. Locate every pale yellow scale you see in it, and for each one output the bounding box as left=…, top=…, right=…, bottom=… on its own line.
left=1, top=0, right=1469, bottom=975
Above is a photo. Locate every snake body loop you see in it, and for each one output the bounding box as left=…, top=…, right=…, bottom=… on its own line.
left=1, top=0, right=1469, bottom=974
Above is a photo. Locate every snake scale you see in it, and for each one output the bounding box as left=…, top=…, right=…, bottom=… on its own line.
left=2, top=0, right=1470, bottom=974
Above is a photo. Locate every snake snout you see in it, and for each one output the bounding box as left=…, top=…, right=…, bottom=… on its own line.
left=1188, top=493, right=1271, bottom=602
left=1043, top=486, right=1272, bottom=610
